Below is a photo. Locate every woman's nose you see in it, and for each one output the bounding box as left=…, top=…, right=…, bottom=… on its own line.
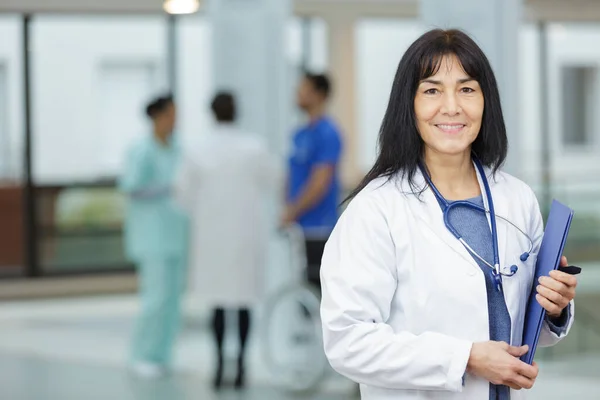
left=440, top=92, right=461, bottom=115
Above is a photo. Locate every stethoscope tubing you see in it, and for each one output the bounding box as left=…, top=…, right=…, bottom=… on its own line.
left=421, top=158, right=535, bottom=289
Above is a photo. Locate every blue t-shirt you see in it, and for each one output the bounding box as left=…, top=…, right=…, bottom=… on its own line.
left=287, top=116, right=343, bottom=237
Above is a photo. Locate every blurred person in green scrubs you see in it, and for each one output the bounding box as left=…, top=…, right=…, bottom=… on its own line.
left=119, top=94, right=189, bottom=379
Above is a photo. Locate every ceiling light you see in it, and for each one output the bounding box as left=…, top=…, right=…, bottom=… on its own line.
left=163, top=0, right=200, bottom=15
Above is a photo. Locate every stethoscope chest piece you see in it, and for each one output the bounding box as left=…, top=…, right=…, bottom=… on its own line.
left=491, top=269, right=503, bottom=292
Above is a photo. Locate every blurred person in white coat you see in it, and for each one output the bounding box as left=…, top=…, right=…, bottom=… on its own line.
left=174, top=92, right=280, bottom=390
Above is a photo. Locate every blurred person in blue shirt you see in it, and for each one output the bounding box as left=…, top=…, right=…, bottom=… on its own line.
left=282, top=72, right=343, bottom=292
left=119, top=94, right=189, bottom=379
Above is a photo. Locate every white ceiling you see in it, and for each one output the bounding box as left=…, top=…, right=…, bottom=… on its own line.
left=0, top=0, right=599, bottom=21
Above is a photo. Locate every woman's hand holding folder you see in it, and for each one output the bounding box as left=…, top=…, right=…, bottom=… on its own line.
left=535, top=256, right=578, bottom=318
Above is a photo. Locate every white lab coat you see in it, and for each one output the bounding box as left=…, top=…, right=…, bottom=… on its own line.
left=174, top=124, right=280, bottom=307
left=320, top=165, right=574, bottom=400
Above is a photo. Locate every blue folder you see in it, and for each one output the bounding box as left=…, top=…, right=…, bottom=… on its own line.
left=520, top=199, right=574, bottom=364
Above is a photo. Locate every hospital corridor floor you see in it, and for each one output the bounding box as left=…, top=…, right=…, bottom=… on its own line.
left=0, top=295, right=598, bottom=400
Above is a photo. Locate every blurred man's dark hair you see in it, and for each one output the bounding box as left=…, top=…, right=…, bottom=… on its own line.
left=211, top=92, right=236, bottom=122
left=303, top=72, right=331, bottom=99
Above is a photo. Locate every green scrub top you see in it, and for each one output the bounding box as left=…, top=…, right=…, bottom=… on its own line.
left=119, top=135, right=189, bottom=262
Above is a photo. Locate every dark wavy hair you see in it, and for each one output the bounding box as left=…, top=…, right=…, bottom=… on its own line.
left=346, top=28, right=507, bottom=202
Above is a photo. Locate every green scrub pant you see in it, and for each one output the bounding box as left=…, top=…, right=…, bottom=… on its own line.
left=130, top=256, right=186, bottom=366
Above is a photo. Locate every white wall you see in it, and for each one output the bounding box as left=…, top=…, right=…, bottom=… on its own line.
left=308, top=18, right=329, bottom=72
left=175, top=15, right=212, bottom=151
left=287, top=17, right=329, bottom=73
left=518, top=24, right=543, bottom=186
left=355, top=19, right=425, bottom=171
left=0, top=65, right=8, bottom=177
left=97, top=63, right=159, bottom=175
left=31, top=16, right=170, bottom=183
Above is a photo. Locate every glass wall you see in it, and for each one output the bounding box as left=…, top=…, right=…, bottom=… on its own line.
left=519, top=23, right=600, bottom=264
left=0, top=15, right=24, bottom=277
left=0, top=13, right=326, bottom=277
left=10, top=13, right=596, bottom=274
left=29, top=15, right=170, bottom=274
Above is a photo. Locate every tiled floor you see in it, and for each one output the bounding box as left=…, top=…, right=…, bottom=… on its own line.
left=0, top=295, right=598, bottom=399
left=0, top=352, right=355, bottom=400
left=0, top=294, right=358, bottom=400
left=1, top=257, right=600, bottom=400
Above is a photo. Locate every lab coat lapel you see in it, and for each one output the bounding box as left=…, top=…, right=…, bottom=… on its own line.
left=407, top=170, right=479, bottom=270
left=477, top=167, right=508, bottom=272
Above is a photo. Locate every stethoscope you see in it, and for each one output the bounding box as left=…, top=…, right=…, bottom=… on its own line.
left=420, top=157, right=534, bottom=291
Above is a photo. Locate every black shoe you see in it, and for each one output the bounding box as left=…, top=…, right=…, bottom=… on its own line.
left=234, top=369, right=245, bottom=390
left=213, top=359, right=223, bottom=390
left=234, top=359, right=245, bottom=390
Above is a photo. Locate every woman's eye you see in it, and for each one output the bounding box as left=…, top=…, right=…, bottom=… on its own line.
left=461, top=87, right=475, bottom=93
left=424, top=88, right=438, bottom=95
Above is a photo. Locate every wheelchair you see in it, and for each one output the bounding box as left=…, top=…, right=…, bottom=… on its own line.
left=260, top=223, right=329, bottom=393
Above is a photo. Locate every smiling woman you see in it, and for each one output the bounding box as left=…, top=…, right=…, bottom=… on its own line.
left=347, top=29, right=507, bottom=201
left=414, top=55, right=485, bottom=200
left=415, top=56, right=484, bottom=158
left=321, top=29, right=577, bottom=400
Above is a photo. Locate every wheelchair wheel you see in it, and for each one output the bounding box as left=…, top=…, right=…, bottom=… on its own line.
left=261, top=282, right=329, bottom=393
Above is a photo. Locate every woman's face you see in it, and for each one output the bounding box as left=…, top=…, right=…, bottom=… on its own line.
left=414, top=54, right=484, bottom=160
